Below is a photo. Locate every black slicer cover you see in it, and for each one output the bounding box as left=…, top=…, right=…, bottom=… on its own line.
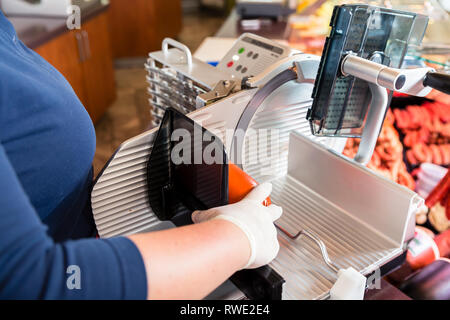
left=307, top=4, right=428, bottom=138
left=147, top=107, right=228, bottom=226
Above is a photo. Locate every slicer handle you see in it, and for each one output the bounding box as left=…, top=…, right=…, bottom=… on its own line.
left=354, top=83, right=389, bottom=165
left=424, top=71, right=450, bottom=95
left=162, top=38, right=193, bottom=69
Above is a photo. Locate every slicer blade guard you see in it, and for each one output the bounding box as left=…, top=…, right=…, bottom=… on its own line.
left=146, top=107, right=228, bottom=225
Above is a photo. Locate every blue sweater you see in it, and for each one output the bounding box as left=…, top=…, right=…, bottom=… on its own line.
left=0, top=12, right=147, bottom=299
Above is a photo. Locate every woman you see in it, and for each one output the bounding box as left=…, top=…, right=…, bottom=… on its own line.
left=0, top=10, right=282, bottom=299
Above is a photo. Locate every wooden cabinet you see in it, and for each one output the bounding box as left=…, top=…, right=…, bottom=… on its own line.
left=108, top=0, right=182, bottom=58
left=35, top=10, right=116, bottom=123
left=35, top=29, right=88, bottom=106
left=79, top=12, right=116, bottom=122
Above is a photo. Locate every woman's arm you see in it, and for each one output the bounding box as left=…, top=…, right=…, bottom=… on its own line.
left=0, top=142, right=280, bottom=299
left=0, top=145, right=147, bottom=299
left=128, top=219, right=251, bottom=300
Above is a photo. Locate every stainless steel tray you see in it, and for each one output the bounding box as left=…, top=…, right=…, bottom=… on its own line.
left=268, top=132, right=421, bottom=299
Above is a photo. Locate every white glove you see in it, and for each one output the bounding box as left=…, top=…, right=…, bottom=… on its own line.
left=192, top=182, right=282, bottom=269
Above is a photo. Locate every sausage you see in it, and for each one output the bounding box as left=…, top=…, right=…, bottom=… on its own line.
left=407, top=149, right=419, bottom=165
left=425, top=170, right=450, bottom=208
left=430, top=144, right=443, bottom=165
left=413, top=143, right=432, bottom=163
left=393, top=109, right=406, bottom=128
left=419, top=128, right=430, bottom=144
left=398, top=167, right=416, bottom=190
left=403, top=131, right=416, bottom=147
left=435, top=229, right=450, bottom=258
left=446, top=194, right=450, bottom=221
left=441, top=145, right=450, bottom=165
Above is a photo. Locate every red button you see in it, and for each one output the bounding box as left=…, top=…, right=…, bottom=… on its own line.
left=227, top=61, right=234, bottom=68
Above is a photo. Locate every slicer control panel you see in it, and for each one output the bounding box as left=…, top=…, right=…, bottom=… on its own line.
left=217, top=33, right=294, bottom=79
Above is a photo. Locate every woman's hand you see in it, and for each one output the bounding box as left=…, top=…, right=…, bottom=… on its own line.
left=128, top=182, right=282, bottom=300
left=192, top=183, right=283, bottom=269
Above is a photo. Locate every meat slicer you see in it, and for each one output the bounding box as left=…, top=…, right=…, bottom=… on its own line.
left=91, top=5, right=435, bottom=299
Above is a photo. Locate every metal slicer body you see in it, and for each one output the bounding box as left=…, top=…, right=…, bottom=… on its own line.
left=91, top=35, right=422, bottom=300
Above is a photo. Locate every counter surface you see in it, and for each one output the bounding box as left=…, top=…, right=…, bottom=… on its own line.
left=6, top=0, right=108, bottom=49
left=215, top=9, right=289, bottom=40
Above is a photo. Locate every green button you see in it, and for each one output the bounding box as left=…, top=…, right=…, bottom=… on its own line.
left=238, top=48, right=245, bottom=54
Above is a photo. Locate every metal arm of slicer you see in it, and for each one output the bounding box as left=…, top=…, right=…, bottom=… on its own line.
left=276, top=223, right=368, bottom=300
left=199, top=55, right=316, bottom=105
left=340, top=54, right=439, bottom=165
left=275, top=224, right=340, bottom=274
left=245, top=54, right=317, bottom=88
